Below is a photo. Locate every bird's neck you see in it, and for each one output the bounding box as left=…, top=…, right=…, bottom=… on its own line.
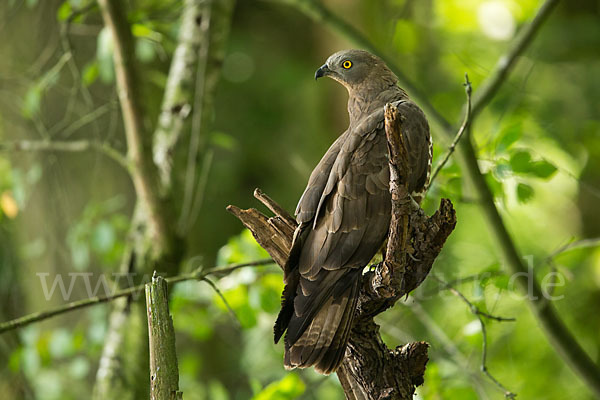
left=347, top=82, right=408, bottom=126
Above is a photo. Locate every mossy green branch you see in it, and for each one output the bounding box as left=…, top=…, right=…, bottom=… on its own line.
left=0, top=259, right=273, bottom=334
left=145, top=274, right=182, bottom=400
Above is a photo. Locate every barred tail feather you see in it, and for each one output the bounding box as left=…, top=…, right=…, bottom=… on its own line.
left=283, top=273, right=359, bottom=375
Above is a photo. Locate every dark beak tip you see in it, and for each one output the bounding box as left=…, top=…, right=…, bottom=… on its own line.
left=315, top=64, right=328, bottom=81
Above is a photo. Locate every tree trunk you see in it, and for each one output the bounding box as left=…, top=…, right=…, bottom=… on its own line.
left=92, top=0, right=236, bottom=398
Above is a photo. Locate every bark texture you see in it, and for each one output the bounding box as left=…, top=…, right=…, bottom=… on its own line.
left=145, top=274, right=182, bottom=400
left=228, top=103, right=456, bottom=399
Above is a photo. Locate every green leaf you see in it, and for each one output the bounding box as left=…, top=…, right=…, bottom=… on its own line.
left=253, top=373, right=306, bottom=400
left=516, top=182, right=535, bottom=203
left=509, top=150, right=532, bottom=173
left=529, top=160, right=557, bottom=179
left=510, top=149, right=557, bottom=180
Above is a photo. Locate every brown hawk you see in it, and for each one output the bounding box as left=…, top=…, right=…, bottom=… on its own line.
left=274, top=49, right=432, bottom=374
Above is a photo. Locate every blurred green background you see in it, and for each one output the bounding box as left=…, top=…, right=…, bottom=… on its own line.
left=0, top=0, right=599, bottom=399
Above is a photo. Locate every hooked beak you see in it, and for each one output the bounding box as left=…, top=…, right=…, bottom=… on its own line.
left=314, top=64, right=330, bottom=80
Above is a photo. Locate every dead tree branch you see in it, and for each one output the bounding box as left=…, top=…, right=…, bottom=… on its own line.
left=228, top=103, right=456, bottom=399
left=0, top=139, right=129, bottom=171
left=282, top=0, right=600, bottom=397
left=0, top=259, right=273, bottom=335
left=432, top=276, right=516, bottom=398
left=145, top=273, right=182, bottom=400
left=429, top=74, right=472, bottom=185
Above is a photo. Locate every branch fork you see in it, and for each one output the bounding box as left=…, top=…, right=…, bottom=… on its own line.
left=228, top=103, right=456, bottom=399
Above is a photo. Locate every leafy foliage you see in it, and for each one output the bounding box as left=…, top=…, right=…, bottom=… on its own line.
left=0, top=0, right=599, bottom=399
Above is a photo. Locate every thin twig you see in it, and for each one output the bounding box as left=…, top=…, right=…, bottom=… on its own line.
left=0, top=140, right=130, bottom=171
left=407, top=302, right=491, bottom=399
left=546, top=237, right=600, bottom=262
left=454, top=0, right=600, bottom=394
left=0, top=259, right=273, bottom=334
left=292, top=0, right=600, bottom=393
left=432, top=277, right=516, bottom=398
left=477, top=314, right=516, bottom=399
left=202, top=277, right=240, bottom=327
left=424, top=271, right=505, bottom=297
left=542, top=237, right=600, bottom=297
left=53, top=102, right=115, bottom=139
left=429, top=73, right=472, bottom=185
left=433, top=278, right=515, bottom=323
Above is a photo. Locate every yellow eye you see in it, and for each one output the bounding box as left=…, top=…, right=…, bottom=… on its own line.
left=342, top=60, right=352, bottom=69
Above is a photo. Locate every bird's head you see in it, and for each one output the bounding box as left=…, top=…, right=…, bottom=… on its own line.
left=314, top=49, right=397, bottom=93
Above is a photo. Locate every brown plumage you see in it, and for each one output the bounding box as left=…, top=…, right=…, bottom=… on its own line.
left=274, top=49, right=431, bottom=374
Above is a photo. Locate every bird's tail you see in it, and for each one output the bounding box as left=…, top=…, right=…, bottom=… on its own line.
left=283, top=272, right=360, bottom=375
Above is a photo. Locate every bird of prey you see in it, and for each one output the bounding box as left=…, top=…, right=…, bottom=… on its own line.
left=274, top=49, right=432, bottom=375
